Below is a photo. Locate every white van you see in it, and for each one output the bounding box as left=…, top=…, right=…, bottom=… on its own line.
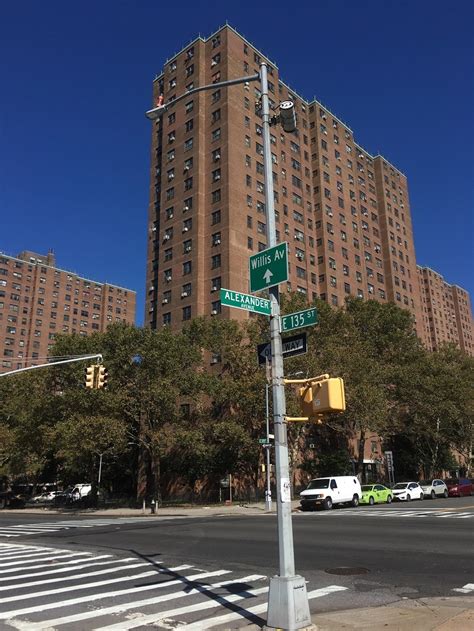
left=300, top=476, right=362, bottom=511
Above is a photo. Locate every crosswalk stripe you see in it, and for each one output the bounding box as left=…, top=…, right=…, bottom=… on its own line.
left=0, top=567, right=166, bottom=604
left=0, top=565, right=214, bottom=620
left=182, top=585, right=349, bottom=631
left=0, top=561, right=149, bottom=592
left=0, top=549, right=79, bottom=562
left=97, top=586, right=270, bottom=631
left=0, top=554, right=112, bottom=576
left=0, top=557, right=134, bottom=582
left=13, top=574, right=267, bottom=630
left=0, top=551, right=91, bottom=569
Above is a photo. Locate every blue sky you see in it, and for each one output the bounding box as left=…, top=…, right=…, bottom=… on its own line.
left=1, top=0, right=473, bottom=325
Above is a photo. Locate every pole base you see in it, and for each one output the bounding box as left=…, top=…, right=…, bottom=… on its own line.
left=266, top=574, right=311, bottom=629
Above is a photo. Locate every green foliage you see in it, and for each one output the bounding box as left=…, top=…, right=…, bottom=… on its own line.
left=1, top=296, right=472, bottom=498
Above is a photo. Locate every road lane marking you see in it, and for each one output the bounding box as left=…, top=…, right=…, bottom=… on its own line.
left=96, top=584, right=347, bottom=631
left=0, top=554, right=112, bottom=575
left=0, top=557, right=135, bottom=582
left=6, top=569, right=240, bottom=629
left=0, top=566, right=221, bottom=620
left=453, top=583, right=474, bottom=593
left=0, top=561, right=149, bottom=592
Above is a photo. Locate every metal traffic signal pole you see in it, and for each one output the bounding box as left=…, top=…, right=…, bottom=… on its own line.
left=260, top=62, right=311, bottom=629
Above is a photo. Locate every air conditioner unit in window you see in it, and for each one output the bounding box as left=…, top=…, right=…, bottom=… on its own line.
left=162, top=298, right=169, bottom=304
left=214, top=153, right=221, bottom=160
left=168, top=213, right=174, bottom=219
left=165, top=276, right=172, bottom=282
left=215, top=239, right=221, bottom=245
left=163, top=234, right=170, bottom=241
left=285, top=229, right=290, bottom=235
left=211, top=285, right=218, bottom=292
left=183, top=226, right=189, bottom=232
left=211, top=309, right=218, bottom=315
left=181, top=291, right=188, bottom=298
left=322, top=114, right=327, bottom=120
left=183, top=204, right=190, bottom=211
left=184, top=165, right=190, bottom=171
left=210, top=357, right=219, bottom=364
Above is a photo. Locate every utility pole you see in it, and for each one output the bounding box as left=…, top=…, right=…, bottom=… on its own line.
left=260, top=62, right=311, bottom=628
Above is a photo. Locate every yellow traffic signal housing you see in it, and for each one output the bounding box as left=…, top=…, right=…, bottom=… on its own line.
left=96, top=365, right=108, bottom=390
left=311, top=377, right=346, bottom=414
left=298, top=377, right=346, bottom=418
left=84, top=365, right=97, bottom=389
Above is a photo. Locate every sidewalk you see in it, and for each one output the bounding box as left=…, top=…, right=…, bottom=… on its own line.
left=5, top=501, right=276, bottom=518
left=308, top=596, right=474, bottom=630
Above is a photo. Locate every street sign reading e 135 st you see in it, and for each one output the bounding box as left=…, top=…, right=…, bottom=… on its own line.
left=249, top=242, right=288, bottom=293
left=281, top=307, right=318, bottom=333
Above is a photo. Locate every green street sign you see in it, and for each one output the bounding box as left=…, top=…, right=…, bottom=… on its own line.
left=281, top=307, right=318, bottom=333
left=258, top=438, right=268, bottom=444
left=249, top=242, right=288, bottom=293
left=220, top=288, right=271, bottom=316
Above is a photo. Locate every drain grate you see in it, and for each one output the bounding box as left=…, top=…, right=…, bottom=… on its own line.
left=325, top=567, right=370, bottom=575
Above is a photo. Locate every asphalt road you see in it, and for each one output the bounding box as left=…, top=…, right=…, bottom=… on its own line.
left=0, top=497, right=472, bottom=629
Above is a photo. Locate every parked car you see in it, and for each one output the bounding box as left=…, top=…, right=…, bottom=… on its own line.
left=300, top=476, right=362, bottom=511
left=0, top=491, right=26, bottom=509
left=419, top=479, right=448, bottom=499
left=32, top=491, right=61, bottom=503
left=391, top=482, right=424, bottom=501
left=445, top=478, right=473, bottom=497
left=71, top=484, right=92, bottom=500
left=360, top=484, right=392, bottom=505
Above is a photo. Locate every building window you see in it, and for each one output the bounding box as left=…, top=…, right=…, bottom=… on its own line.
left=211, top=254, right=221, bottom=269
left=185, top=119, right=193, bottom=132
left=183, top=261, right=192, bottom=275
left=212, top=128, right=221, bottom=141
left=182, top=306, right=192, bottom=321
left=163, top=312, right=171, bottom=325
left=211, top=209, right=221, bottom=225
left=184, top=138, right=193, bottom=151
left=211, top=109, right=221, bottom=124
left=212, top=189, right=221, bottom=203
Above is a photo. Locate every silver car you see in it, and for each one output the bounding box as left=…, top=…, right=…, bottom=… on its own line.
left=419, top=479, right=448, bottom=499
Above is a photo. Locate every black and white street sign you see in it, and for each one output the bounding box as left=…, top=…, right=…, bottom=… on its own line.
left=257, top=333, right=307, bottom=365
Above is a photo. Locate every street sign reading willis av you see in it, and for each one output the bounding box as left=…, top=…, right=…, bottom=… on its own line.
left=249, top=242, right=288, bottom=293
left=257, top=332, right=307, bottom=365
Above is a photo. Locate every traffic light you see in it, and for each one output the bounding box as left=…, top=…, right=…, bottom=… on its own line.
left=85, top=365, right=97, bottom=389
left=96, top=365, right=108, bottom=390
left=298, top=377, right=346, bottom=419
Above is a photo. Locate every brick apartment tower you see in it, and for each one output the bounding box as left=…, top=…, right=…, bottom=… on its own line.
left=418, top=266, right=473, bottom=355
left=144, top=25, right=458, bottom=348
left=0, top=250, right=136, bottom=372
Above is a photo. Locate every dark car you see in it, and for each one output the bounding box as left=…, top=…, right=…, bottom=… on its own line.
left=0, top=491, right=26, bottom=509
left=445, top=478, right=473, bottom=497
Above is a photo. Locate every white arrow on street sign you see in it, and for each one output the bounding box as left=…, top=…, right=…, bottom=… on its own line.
left=263, top=269, right=273, bottom=284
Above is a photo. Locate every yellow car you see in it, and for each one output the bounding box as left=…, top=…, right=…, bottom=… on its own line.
left=360, top=484, right=392, bottom=505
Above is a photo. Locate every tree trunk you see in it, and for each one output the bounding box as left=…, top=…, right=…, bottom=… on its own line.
left=150, top=447, right=162, bottom=507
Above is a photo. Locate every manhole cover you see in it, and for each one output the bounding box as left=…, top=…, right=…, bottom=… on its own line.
left=325, top=567, right=370, bottom=575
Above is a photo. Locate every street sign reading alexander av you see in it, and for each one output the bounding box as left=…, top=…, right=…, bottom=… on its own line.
left=220, top=288, right=271, bottom=316
left=257, top=332, right=307, bottom=365
left=281, top=307, right=318, bottom=333
left=249, top=242, right=288, bottom=293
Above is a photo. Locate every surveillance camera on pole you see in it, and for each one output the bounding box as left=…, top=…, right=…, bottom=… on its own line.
left=279, top=100, right=297, bottom=133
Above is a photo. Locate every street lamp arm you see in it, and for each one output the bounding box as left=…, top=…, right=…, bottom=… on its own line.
left=145, top=73, right=260, bottom=120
